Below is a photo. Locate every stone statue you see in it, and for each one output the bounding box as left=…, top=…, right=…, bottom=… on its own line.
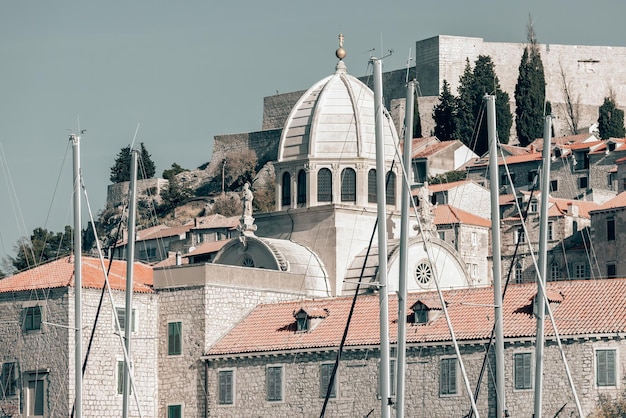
left=242, top=182, right=254, bottom=218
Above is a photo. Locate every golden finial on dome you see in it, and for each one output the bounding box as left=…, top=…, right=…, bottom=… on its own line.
left=336, top=33, right=346, bottom=60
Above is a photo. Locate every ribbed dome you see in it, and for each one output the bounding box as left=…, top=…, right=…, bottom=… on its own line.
left=278, top=61, right=399, bottom=163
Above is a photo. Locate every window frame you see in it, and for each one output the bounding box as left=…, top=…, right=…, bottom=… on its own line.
left=574, top=262, right=586, bottom=279
left=340, top=167, right=356, bottom=202
left=439, top=357, right=458, bottom=396
left=281, top=172, right=291, bottom=207
left=607, top=263, right=617, bottom=279
left=115, top=307, right=137, bottom=333
left=266, top=364, right=284, bottom=402
left=385, top=171, right=396, bottom=206
left=368, top=169, right=377, bottom=203
left=218, top=369, right=235, bottom=406
left=607, top=217, right=616, bottom=241
left=1, top=362, right=17, bottom=397
left=167, top=321, right=183, bottom=356
left=578, top=176, right=588, bottom=189
left=319, top=363, right=337, bottom=399
left=514, top=352, right=533, bottom=390
left=317, top=168, right=333, bottom=203
left=23, top=304, right=43, bottom=332
left=297, top=169, right=306, bottom=205
left=167, top=404, right=183, bottom=418
left=25, top=370, right=48, bottom=417
left=595, top=348, right=617, bottom=388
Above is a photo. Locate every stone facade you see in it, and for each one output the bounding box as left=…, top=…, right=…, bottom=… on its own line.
left=106, top=178, right=168, bottom=208
left=0, top=286, right=158, bottom=417
left=153, top=263, right=312, bottom=417
left=205, top=338, right=624, bottom=417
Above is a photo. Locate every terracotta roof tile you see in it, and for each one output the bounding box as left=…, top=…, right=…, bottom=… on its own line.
left=0, top=256, right=153, bottom=293
left=434, top=204, right=491, bottom=228
left=425, top=180, right=471, bottom=193
left=183, top=240, right=230, bottom=257
left=207, top=279, right=626, bottom=356
left=592, top=191, right=626, bottom=211
left=411, top=141, right=454, bottom=159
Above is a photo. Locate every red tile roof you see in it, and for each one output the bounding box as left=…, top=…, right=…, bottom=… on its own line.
left=434, top=204, right=491, bottom=228
left=529, top=133, right=598, bottom=150
left=424, top=180, right=472, bottom=193
left=183, top=240, right=229, bottom=257
left=0, top=256, right=153, bottom=293
left=206, top=279, right=626, bottom=356
left=592, top=191, right=626, bottom=212
left=411, top=141, right=454, bottom=159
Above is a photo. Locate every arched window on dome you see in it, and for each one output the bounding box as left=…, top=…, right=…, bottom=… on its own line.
left=282, top=172, right=291, bottom=207
left=297, top=169, right=306, bottom=205
left=318, top=168, right=332, bottom=202
left=341, top=168, right=356, bottom=202
left=385, top=171, right=396, bottom=205
left=368, top=169, right=377, bottom=203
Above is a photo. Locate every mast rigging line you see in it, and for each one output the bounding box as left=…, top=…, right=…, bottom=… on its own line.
left=69, top=176, right=144, bottom=418
left=489, top=134, right=583, bottom=416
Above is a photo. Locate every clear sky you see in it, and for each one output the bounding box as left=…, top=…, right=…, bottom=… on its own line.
left=1, top=0, right=626, bottom=268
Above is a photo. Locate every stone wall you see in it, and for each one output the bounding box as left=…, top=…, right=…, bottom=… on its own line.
left=106, top=178, right=168, bottom=208
left=155, top=265, right=310, bottom=417
left=205, top=337, right=623, bottom=417
left=0, top=287, right=158, bottom=417
left=416, top=35, right=626, bottom=138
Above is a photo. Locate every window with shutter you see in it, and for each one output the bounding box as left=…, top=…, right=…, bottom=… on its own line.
left=440, top=358, right=457, bottom=395
left=514, top=353, right=532, bottom=390
left=218, top=370, right=234, bottom=405
left=167, top=322, right=182, bottom=356
left=596, top=349, right=616, bottom=387
left=266, top=366, right=283, bottom=402
left=320, top=363, right=336, bottom=398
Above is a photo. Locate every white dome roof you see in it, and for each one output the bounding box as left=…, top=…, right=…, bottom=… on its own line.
left=278, top=60, right=399, bottom=163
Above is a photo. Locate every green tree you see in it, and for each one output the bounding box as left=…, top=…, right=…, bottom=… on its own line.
left=9, top=226, right=73, bottom=272
left=109, top=143, right=156, bottom=183
left=162, top=163, right=188, bottom=180
left=598, top=97, right=626, bottom=139
left=515, top=21, right=548, bottom=147
left=413, top=88, right=422, bottom=138
left=456, top=55, right=512, bottom=156
left=428, top=170, right=467, bottom=185
left=433, top=80, right=457, bottom=140
left=158, top=177, right=194, bottom=215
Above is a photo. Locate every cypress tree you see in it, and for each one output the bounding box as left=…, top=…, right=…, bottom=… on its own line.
left=433, top=80, right=456, bottom=140
left=598, top=97, right=626, bottom=139
left=109, top=142, right=156, bottom=183
left=413, top=88, right=423, bottom=138
left=515, top=23, right=547, bottom=146
left=456, top=55, right=512, bottom=156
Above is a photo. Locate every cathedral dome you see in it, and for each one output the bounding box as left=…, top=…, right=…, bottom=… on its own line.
left=277, top=60, right=398, bottom=163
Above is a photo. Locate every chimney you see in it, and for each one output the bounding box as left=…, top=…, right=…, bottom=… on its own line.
left=176, top=251, right=182, bottom=266
left=567, top=203, right=579, bottom=217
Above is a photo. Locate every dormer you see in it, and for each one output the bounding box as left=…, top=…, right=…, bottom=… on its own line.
left=293, top=307, right=329, bottom=332
left=531, top=290, right=564, bottom=317
left=409, top=298, right=445, bottom=325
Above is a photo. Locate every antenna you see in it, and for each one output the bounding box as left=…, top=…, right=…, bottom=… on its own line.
left=405, top=48, right=414, bottom=84
left=129, top=123, right=141, bottom=151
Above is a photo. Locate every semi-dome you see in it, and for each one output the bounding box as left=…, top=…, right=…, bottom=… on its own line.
left=277, top=60, right=398, bottom=163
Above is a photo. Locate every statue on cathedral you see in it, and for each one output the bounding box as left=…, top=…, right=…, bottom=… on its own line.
left=242, top=182, right=254, bottom=218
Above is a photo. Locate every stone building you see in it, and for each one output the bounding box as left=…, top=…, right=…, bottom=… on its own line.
left=588, top=191, right=626, bottom=279
left=204, top=280, right=626, bottom=417
left=0, top=257, right=156, bottom=417
left=409, top=137, right=478, bottom=184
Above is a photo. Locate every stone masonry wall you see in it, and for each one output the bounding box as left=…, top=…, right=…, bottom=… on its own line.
left=206, top=338, right=625, bottom=417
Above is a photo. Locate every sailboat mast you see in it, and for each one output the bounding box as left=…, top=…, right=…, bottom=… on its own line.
left=486, top=95, right=506, bottom=417
left=123, top=149, right=139, bottom=417
left=372, top=56, right=391, bottom=418
left=533, top=115, right=552, bottom=417
left=396, top=79, right=415, bottom=418
left=70, top=133, right=83, bottom=418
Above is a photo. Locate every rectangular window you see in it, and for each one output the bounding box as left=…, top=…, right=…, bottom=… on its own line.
left=515, top=227, right=525, bottom=244
left=24, top=306, right=42, bottom=331
left=550, top=263, right=560, bottom=281
left=1, top=362, right=16, bottom=396
left=550, top=179, right=558, bottom=192
left=607, top=218, right=616, bottom=241
left=574, top=263, right=586, bottom=279
left=529, top=200, right=538, bottom=213
left=514, top=353, right=532, bottom=390
left=607, top=264, right=617, bottom=279
left=320, top=363, right=336, bottom=398
left=440, top=358, right=457, bottom=396
left=596, top=349, right=616, bottom=387
left=578, top=176, right=588, bottom=189
left=608, top=173, right=615, bottom=190
left=167, top=405, right=182, bottom=418
left=548, top=222, right=554, bottom=241
left=168, top=322, right=182, bottom=356
left=218, top=370, right=234, bottom=405
left=266, top=366, right=283, bottom=402
left=438, top=231, right=446, bottom=241
left=26, top=372, right=47, bottom=416
left=115, top=307, right=137, bottom=332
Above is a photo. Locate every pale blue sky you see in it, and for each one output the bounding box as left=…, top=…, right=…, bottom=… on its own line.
left=1, top=0, right=625, bottom=266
